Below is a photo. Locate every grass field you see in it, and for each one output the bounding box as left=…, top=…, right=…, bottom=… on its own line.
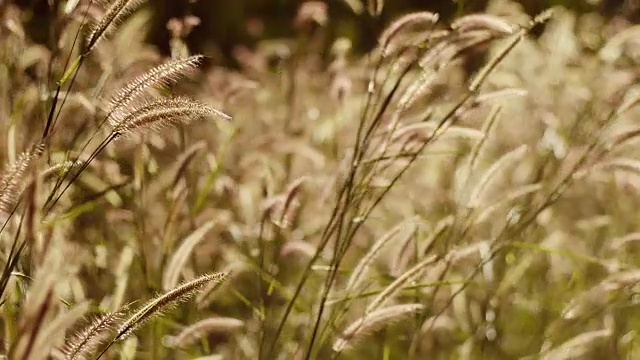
left=1, top=0, right=640, bottom=359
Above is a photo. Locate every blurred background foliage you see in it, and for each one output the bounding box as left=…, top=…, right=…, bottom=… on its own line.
left=11, top=0, right=640, bottom=67
left=4, top=0, right=640, bottom=358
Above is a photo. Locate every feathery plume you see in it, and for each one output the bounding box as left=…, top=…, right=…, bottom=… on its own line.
left=333, top=304, right=424, bottom=353
left=86, top=0, right=146, bottom=50
left=0, top=143, right=44, bottom=220
left=451, top=14, right=516, bottom=36
left=115, top=272, right=228, bottom=340
left=110, top=97, right=230, bottom=137
left=378, top=11, right=439, bottom=56
left=106, top=55, right=204, bottom=116
left=63, top=310, right=126, bottom=360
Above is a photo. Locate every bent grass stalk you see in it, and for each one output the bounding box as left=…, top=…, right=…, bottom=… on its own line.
left=332, top=303, right=425, bottom=355
left=307, top=12, right=552, bottom=358
left=96, top=272, right=228, bottom=359
left=63, top=310, right=127, bottom=360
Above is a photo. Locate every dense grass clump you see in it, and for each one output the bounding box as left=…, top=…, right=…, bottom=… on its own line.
left=1, top=0, right=640, bottom=359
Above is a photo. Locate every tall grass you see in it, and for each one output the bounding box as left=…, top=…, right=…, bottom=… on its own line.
left=2, top=0, right=640, bottom=359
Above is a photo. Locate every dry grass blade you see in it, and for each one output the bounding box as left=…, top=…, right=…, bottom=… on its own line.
left=612, top=232, right=640, bottom=248
left=366, top=254, right=439, bottom=312
left=454, top=105, right=503, bottom=203
left=599, top=25, right=640, bottom=63
left=474, top=88, right=528, bottom=103
left=421, top=215, right=454, bottom=256
left=146, top=140, right=207, bottom=200
left=605, top=126, right=640, bottom=151
left=106, top=56, right=204, bottom=115
left=111, top=97, right=230, bottom=137
left=29, top=302, right=90, bottom=360
left=469, top=29, right=527, bottom=92
left=40, top=161, right=79, bottom=181
left=391, top=123, right=484, bottom=142
left=561, top=270, right=640, bottom=320
left=280, top=240, right=317, bottom=259
left=281, top=176, right=307, bottom=219
left=378, top=11, right=439, bottom=55
left=451, top=13, right=516, bottom=35
left=262, top=176, right=307, bottom=229
left=540, top=329, right=611, bottom=360
left=465, top=105, right=501, bottom=173
left=163, top=317, right=244, bottom=348
left=115, top=272, right=228, bottom=341
left=389, top=226, right=420, bottom=276
left=467, top=144, right=528, bottom=209
left=340, top=0, right=364, bottom=15
left=332, top=303, right=424, bottom=353
left=344, top=216, right=418, bottom=293
left=162, top=220, right=217, bottom=291
left=10, top=245, right=64, bottom=359
left=366, top=0, right=383, bottom=17
left=575, top=157, right=640, bottom=179
left=472, top=183, right=543, bottom=225
left=63, top=310, right=126, bottom=360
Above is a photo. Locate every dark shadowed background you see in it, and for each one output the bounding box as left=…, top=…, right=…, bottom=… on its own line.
left=12, top=0, right=640, bottom=68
